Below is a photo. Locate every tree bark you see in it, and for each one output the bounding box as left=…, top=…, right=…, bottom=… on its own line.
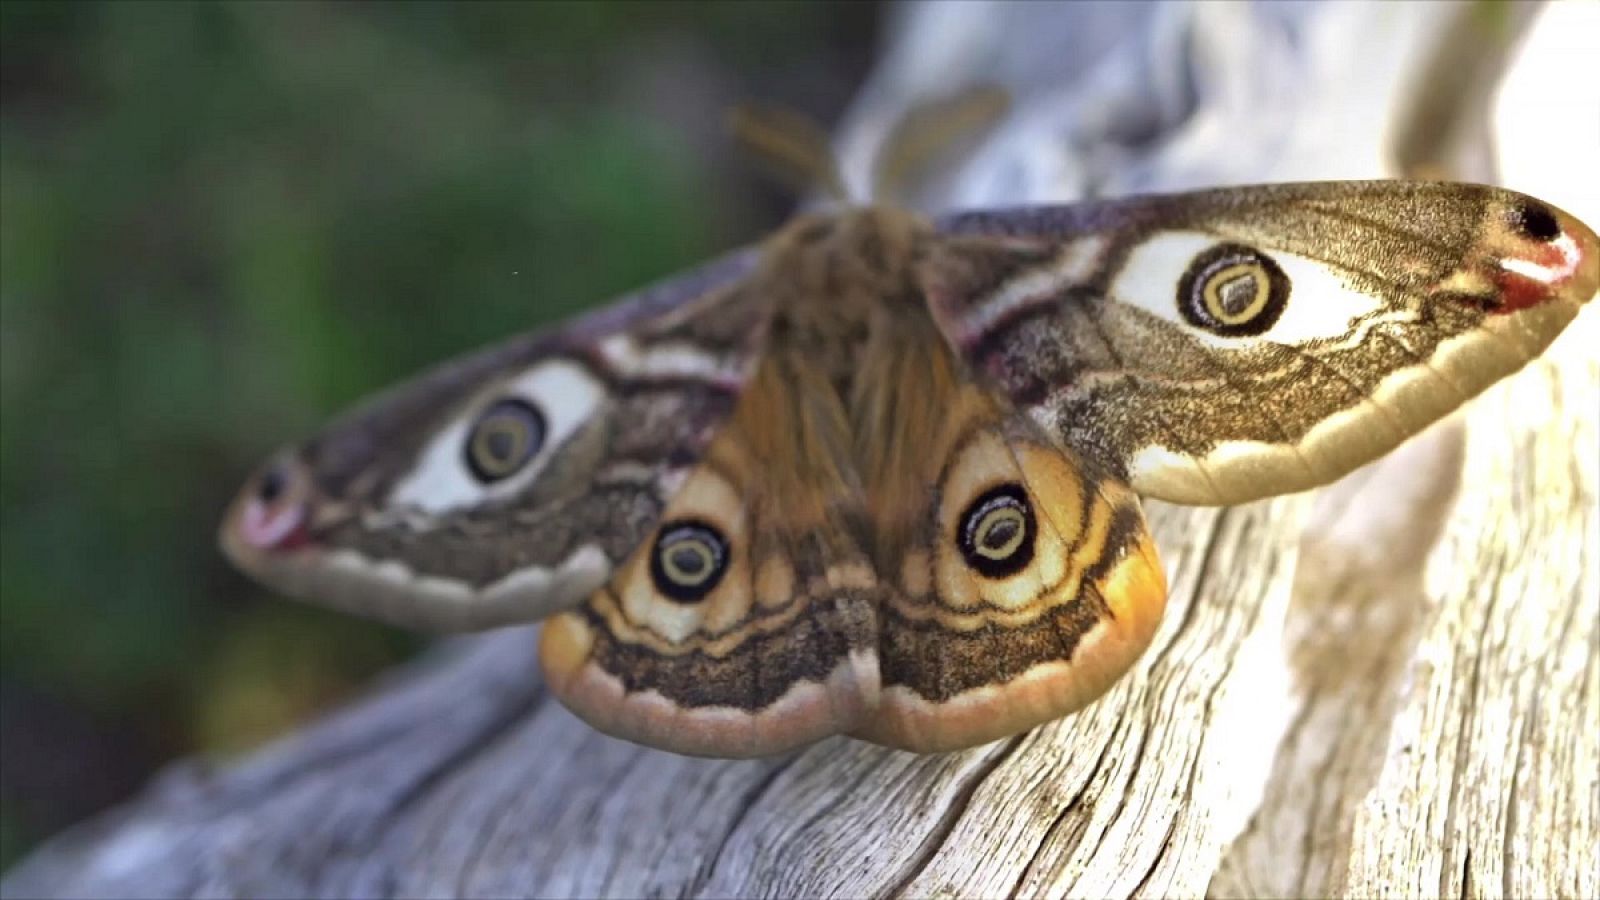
left=6, top=2, right=1595, bottom=897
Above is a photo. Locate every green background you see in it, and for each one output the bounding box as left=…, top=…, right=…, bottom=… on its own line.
left=0, top=1, right=878, bottom=869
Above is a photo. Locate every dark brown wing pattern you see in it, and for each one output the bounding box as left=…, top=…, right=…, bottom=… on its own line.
left=221, top=248, right=770, bottom=631
left=926, top=182, right=1599, bottom=503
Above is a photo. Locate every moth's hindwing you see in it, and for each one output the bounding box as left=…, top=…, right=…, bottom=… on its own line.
left=860, top=379, right=1167, bottom=753
left=928, top=182, right=1599, bottom=504
left=540, top=354, right=882, bottom=757
left=220, top=248, right=769, bottom=631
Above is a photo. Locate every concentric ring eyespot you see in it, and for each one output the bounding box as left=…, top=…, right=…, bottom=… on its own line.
left=957, top=483, right=1036, bottom=579
left=1177, top=243, right=1290, bottom=337
left=649, top=519, right=730, bottom=603
left=1509, top=198, right=1561, bottom=243
left=463, top=398, right=546, bottom=483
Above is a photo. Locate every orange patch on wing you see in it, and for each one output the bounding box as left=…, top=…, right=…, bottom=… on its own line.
left=539, top=611, right=595, bottom=691
left=1098, top=527, right=1168, bottom=647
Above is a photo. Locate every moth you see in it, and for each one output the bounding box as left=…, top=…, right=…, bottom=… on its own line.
left=220, top=121, right=1597, bottom=756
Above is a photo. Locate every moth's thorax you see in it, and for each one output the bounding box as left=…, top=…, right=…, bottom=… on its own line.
left=756, top=206, right=935, bottom=390
left=740, top=206, right=997, bottom=563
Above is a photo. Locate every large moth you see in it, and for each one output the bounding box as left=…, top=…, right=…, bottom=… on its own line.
left=221, top=163, right=1597, bottom=756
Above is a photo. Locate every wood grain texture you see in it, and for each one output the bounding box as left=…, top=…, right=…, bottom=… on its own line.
left=5, top=2, right=1596, bottom=897
left=1210, top=311, right=1599, bottom=900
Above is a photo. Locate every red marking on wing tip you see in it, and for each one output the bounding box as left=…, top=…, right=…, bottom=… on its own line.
left=1494, top=270, right=1557, bottom=314
left=1484, top=231, right=1586, bottom=315
left=239, top=498, right=313, bottom=552
left=273, top=520, right=314, bottom=552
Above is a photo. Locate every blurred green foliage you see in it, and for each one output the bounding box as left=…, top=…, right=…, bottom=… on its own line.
left=0, top=0, right=876, bottom=869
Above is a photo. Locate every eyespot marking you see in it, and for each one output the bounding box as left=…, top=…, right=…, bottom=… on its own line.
left=1177, top=243, right=1290, bottom=336
left=388, top=359, right=606, bottom=515
left=957, top=483, right=1036, bottom=579
left=650, top=519, right=730, bottom=603
left=1510, top=199, right=1561, bottom=243
left=464, top=398, right=546, bottom=483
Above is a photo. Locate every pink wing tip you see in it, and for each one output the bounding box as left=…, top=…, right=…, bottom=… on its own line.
left=219, top=457, right=317, bottom=570
left=1487, top=194, right=1599, bottom=314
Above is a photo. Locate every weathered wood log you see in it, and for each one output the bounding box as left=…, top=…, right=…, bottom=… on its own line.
left=5, top=3, right=1595, bottom=897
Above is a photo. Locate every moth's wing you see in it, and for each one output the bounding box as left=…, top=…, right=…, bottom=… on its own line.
left=221, top=247, right=771, bottom=631
left=851, top=333, right=1165, bottom=752
left=923, top=182, right=1599, bottom=504
left=540, top=356, right=881, bottom=757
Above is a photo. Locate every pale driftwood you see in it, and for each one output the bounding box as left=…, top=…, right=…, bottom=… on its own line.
left=5, top=3, right=1597, bottom=898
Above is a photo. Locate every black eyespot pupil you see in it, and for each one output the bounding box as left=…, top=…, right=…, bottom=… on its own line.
left=483, top=428, right=517, bottom=462
left=669, top=546, right=707, bottom=577
left=1513, top=200, right=1561, bottom=242
left=958, top=484, right=1036, bottom=579
left=257, top=468, right=286, bottom=504
left=464, top=399, right=546, bottom=483
left=981, top=518, right=1019, bottom=551
left=650, top=520, right=729, bottom=603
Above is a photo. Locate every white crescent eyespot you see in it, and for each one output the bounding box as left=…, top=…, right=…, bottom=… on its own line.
left=388, top=360, right=606, bottom=515
left=1111, top=231, right=1387, bottom=348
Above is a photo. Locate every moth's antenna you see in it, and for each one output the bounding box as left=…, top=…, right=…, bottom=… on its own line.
left=727, top=105, right=851, bottom=206
left=872, top=85, right=1010, bottom=207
